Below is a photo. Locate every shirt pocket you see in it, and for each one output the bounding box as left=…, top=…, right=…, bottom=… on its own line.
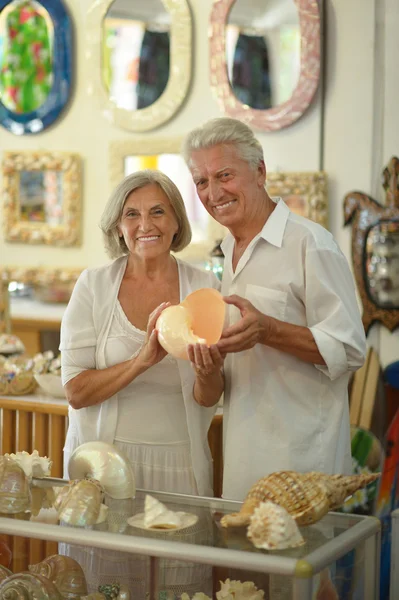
left=246, top=284, right=288, bottom=320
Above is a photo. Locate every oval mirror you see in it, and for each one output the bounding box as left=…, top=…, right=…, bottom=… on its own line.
left=365, top=220, right=399, bottom=309
left=210, top=0, right=320, bottom=131
left=86, top=0, right=191, bottom=132
left=0, top=0, right=73, bottom=135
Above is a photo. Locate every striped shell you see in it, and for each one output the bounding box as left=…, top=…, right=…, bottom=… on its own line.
left=221, top=471, right=380, bottom=527
left=247, top=501, right=305, bottom=550
left=29, top=554, right=88, bottom=599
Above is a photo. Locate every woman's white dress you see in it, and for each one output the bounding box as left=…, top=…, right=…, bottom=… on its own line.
left=60, top=300, right=213, bottom=597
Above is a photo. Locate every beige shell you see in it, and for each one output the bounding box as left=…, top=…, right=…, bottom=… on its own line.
left=0, top=565, right=12, bottom=583
left=29, top=554, right=88, bottom=599
left=54, top=479, right=103, bottom=527
left=247, top=500, right=305, bottom=550
left=0, top=456, right=31, bottom=514
left=0, top=572, right=63, bottom=599
left=221, top=471, right=380, bottom=527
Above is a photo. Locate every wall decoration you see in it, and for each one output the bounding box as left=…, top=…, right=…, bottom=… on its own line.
left=2, top=151, right=81, bottom=246
left=86, top=0, right=192, bottom=132
left=209, top=0, right=320, bottom=131
left=0, top=0, right=73, bottom=135
left=344, top=156, right=399, bottom=334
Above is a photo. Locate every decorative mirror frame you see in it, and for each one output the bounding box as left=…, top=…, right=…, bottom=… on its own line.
left=344, top=156, right=399, bottom=334
left=86, top=0, right=192, bottom=132
left=2, top=151, right=82, bottom=246
left=266, top=170, right=328, bottom=228
left=209, top=0, right=321, bottom=132
left=0, top=0, right=73, bottom=135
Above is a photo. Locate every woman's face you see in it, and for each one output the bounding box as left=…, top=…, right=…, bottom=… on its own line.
left=118, top=183, right=179, bottom=259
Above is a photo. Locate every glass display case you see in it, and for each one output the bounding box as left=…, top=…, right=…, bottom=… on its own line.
left=0, top=478, right=381, bottom=600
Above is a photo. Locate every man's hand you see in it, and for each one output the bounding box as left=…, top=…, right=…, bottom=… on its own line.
left=216, top=294, right=271, bottom=353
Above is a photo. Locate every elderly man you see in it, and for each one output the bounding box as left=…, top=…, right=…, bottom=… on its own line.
left=183, top=117, right=367, bottom=501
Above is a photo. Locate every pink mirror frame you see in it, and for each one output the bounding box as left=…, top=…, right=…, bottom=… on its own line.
left=209, top=0, right=321, bottom=132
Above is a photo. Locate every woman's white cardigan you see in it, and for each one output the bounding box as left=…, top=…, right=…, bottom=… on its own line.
left=60, top=256, right=221, bottom=497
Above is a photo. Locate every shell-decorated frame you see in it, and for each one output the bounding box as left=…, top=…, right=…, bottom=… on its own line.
left=2, top=151, right=81, bottom=246
left=209, top=0, right=321, bottom=132
left=85, top=0, right=192, bottom=132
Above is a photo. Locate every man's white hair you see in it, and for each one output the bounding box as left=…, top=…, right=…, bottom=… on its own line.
left=182, top=117, right=264, bottom=170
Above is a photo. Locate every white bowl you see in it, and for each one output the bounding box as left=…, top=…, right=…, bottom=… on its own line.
left=34, top=374, right=66, bottom=399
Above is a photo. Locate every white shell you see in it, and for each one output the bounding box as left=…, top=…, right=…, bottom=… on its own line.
left=247, top=501, right=305, bottom=550
left=5, top=450, right=52, bottom=480
left=143, top=495, right=182, bottom=529
left=68, top=441, right=135, bottom=499
left=156, top=305, right=206, bottom=360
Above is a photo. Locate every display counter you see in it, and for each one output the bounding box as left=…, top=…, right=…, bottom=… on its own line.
left=0, top=480, right=381, bottom=599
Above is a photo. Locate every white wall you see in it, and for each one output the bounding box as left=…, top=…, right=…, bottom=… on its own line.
left=1, top=0, right=398, bottom=365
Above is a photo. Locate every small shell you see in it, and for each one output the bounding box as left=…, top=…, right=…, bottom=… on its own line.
left=0, top=456, right=31, bottom=514
left=68, top=442, right=135, bottom=499
left=143, top=495, right=182, bottom=529
left=0, top=572, right=63, bottom=599
left=247, top=501, right=305, bottom=550
left=221, top=471, right=380, bottom=527
left=29, top=554, right=88, bottom=599
left=54, top=479, right=102, bottom=527
left=5, top=450, right=52, bottom=480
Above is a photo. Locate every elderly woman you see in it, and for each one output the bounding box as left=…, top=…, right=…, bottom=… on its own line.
left=59, top=170, right=224, bottom=594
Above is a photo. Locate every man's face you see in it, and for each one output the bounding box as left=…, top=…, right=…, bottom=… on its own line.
left=189, top=144, right=266, bottom=231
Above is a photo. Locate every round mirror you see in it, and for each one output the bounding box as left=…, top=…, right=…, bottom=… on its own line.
left=365, top=220, right=399, bottom=309
left=102, top=0, right=171, bottom=111
left=0, top=0, right=54, bottom=114
left=226, top=0, right=300, bottom=109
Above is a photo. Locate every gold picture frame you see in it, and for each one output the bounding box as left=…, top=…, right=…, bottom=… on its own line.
left=86, top=0, right=192, bottom=132
left=2, top=151, right=82, bottom=246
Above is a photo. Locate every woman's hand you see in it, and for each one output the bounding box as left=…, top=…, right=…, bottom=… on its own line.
left=188, top=343, right=224, bottom=380
left=137, top=302, right=170, bottom=369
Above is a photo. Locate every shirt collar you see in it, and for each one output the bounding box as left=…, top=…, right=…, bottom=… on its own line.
left=220, top=197, right=289, bottom=255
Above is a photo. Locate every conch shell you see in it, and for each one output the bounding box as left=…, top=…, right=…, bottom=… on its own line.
left=29, top=554, right=88, bottom=599
left=143, top=494, right=182, bottom=529
left=0, top=572, right=63, bottom=598
left=5, top=450, right=52, bottom=481
left=221, top=471, right=380, bottom=527
left=54, top=479, right=103, bottom=527
left=0, top=456, right=31, bottom=514
left=247, top=501, right=305, bottom=550
left=68, top=441, right=135, bottom=499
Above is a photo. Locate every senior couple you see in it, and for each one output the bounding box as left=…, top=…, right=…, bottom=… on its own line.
left=61, top=118, right=366, bottom=508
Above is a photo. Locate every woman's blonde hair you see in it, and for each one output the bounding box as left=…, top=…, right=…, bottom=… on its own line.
left=100, top=170, right=192, bottom=259
left=182, top=117, right=264, bottom=170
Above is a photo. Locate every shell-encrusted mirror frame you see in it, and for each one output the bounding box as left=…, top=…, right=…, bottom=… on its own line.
left=2, top=151, right=81, bottom=246
left=86, top=0, right=192, bottom=132
left=266, top=170, right=328, bottom=229
left=209, top=0, right=321, bottom=132
left=109, top=137, right=226, bottom=261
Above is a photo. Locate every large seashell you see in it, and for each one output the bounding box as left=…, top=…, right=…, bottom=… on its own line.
left=0, top=565, right=12, bottom=583
left=5, top=450, right=52, bottom=481
left=143, top=495, right=182, bottom=529
left=247, top=501, right=305, bottom=550
left=0, top=572, right=63, bottom=599
left=220, top=471, right=380, bottom=527
left=29, top=554, right=88, bottom=599
left=68, top=442, right=135, bottom=499
left=0, top=456, right=31, bottom=514
left=156, top=288, right=225, bottom=359
left=54, top=479, right=103, bottom=527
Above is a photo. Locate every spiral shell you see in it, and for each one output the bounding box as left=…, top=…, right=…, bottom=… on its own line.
left=221, top=471, right=380, bottom=527
left=68, top=442, right=135, bottom=499
left=29, top=554, right=88, bottom=598
left=54, top=479, right=103, bottom=527
left=0, top=572, right=63, bottom=599
left=247, top=501, right=305, bottom=550
left=0, top=456, right=31, bottom=514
